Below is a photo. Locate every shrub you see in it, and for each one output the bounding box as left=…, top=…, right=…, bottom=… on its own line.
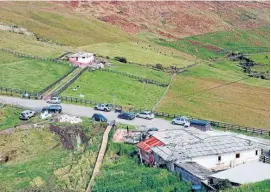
left=155, top=63, right=164, bottom=70
left=114, top=56, right=127, bottom=63
left=106, top=56, right=110, bottom=59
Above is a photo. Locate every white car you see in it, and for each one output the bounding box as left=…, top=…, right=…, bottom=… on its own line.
left=172, top=116, right=190, bottom=127
left=19, top=110, right=36, bottom=120
left=94, top=104, right=112, bottom=112
left=136, top=111, right=155, bottom=120
left=40, top=110, right=52, bottom=119
left=47, top=97, right=61, bottom=104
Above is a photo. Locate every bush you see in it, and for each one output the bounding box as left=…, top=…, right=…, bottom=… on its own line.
left=106, top=56, right=110, bottom=59
left=114, top=56, right=127, bottom=63
left=155, top=63, right=164, bottom=70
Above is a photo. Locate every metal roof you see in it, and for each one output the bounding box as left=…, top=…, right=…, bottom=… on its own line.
left=152, top=135, right=265, bottom=161
left=137, top=136, right=164, bottom=153
left=175, top=161, right=213, bottom=180
left=210, top=161, right=270, bottom=184
left=69, top=52, right=94, bottom=58
left=190, top=119, right=210, bottom=126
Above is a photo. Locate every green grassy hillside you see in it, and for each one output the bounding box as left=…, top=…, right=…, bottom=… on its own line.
left=61, top=70, right=166, bottom=109
left=157, top=60, right=270, bottom=129
left=0, top=32, right=70, bottom=58
left=224, top=180, right=270, bottom=192
left=93, top=142, right=190, bottom=192
left=156, top=26, right=270, bottom=60
left=0, top=57, right=72, bottom=92
left=0, top=2, right=132, bottom=46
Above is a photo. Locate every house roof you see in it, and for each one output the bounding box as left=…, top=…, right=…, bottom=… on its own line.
left=210, top=161, right=270, bottom=184
left=69, top=52, right=94, bottom=58
left=152, top=135, right=265, bottom=162
left=151, top=128, right=208, bottom=146
left=137, top=136, right=164, bottom=153
left=175, top=161, right=213, bottom=180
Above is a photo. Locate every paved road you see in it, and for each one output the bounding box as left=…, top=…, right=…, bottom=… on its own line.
left=0, top=96, right=178, bottom=130
left=0, top=96, right=269, bottom=144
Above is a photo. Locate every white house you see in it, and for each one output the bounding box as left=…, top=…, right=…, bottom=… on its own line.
left=148, top=130, right=266, bottom=171
left=68, top=52, right=96, bottom=68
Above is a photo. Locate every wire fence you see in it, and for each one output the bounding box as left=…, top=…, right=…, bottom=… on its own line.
left=52, top=67, right=88, bottom=97
left=59, top=96, right=270, bottom=136
left=0, top=86, right=38, bottom=99
left=100, top=69, right=169, bottom=87
left=0, top=47, right=70, bottom=65
left=38, top=67, right=78, bottom=96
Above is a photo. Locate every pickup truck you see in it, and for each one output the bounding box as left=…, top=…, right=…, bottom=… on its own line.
left=19, top=110, right=36, bottom=120
left=94, top=104, right=113, bottom=112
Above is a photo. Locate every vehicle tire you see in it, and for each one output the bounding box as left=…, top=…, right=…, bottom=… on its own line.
left=172, top=121, right=176, bottom=125
left=94, top=107, right=98, bottom=110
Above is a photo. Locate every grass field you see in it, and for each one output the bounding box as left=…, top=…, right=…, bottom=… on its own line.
left=157, top=74, right=270, bottom=129
left=81, top=41, right=195, bottom=67
left=61, top=70, right=166, bottom=109
left=92, top=142, right=190, bottom=192
left=0, top=106, right=22, bottom=131
left=108, top=60, right=172, bottom=83
left=248, top=53, right=270, bottom=65
left=0, top=59, right=72, bottom=92
left=0, top=120, right=105, bottom=191
left=0, top=50, right=28, bottom=65
left=0, top=2, right=132, bottom=47
left=182, top=60, right=270, bottom=88
left=224, top=180, right=270, bottom=192
left=0, top=32, right=70, bottom=58
left=156, top=26, right=270, bottom=60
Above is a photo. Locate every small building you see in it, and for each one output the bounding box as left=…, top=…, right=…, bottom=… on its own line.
left=175, top=161, right=215, bottom=191
left=209, top=161, right=270, bottom=185
left=137, top=136, right=164, bottom=165
left=190, top=119, right=212, bottom=131
left=151, top=135, right=265, bottom=171
left=68, top=52, right=96, bottom=68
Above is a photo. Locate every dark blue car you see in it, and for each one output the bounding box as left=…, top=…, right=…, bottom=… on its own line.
left=92, top=113, right=108, bottom=122
left=117, top=112, right=135, bottom=120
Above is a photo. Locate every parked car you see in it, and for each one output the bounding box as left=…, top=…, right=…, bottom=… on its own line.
left=118, top=112, right=135, bottom=120
left=40, top=110, right=52, bottom=119
left=94, top=103, right=113, bottom=112
left=19, top=110, right=36, bottom=120
left=92, top=113, right=108, bottom=122
left=114, top=106, right=123, bottom=113
left=41, top=105, right=62, bottom=114
left=136, top=111, right=155, bottom=120
left=47, top=96, right=61, bottom=104
left=172, top=116, right=190, bottom=127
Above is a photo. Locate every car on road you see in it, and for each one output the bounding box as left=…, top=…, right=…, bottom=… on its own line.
left=19, top=110, right=36, bottom=120
left=118, top=112, right=135, bottom=120
left=172, top=116, right=190, bottom=127
left=92, top=113, right=108, bottom=122
left=47, top=96, right=61, bottom=104
left=94, top=103, right=113, bottom=112
left=42, top=105, right=62, bottom=114
left=136, top=111, right=155, bottom=120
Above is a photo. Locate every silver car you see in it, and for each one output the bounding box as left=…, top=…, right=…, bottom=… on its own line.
left=47, top=97, right=61, bottom=104
left=19, top=110, right=36, bottom=120
left=136, top=111, right=155, bottom=120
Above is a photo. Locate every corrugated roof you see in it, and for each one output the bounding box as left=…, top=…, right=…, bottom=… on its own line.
left=210, top=161, right=270, bottom=184
left=152, top=135, right=266, bottom=161
left=175, top=161, right=213, bottom=180
left=69, top=52, right=94, bottom=58
left=137, top=136, right=164, bottom=152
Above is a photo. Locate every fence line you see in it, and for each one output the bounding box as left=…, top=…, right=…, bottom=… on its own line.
left=38, top=67, right=78, bottom=96
left=52, top=67, right=88, bottom=97
left=0, top=47, right=70, bottom=65
left=0, top=86, right=38, bottom=99
left=100, top=69, right=169, bottom=87
left=59, top=95, right=270, bottom=136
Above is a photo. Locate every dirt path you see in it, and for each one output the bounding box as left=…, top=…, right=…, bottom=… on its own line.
left=152, top=73, right=176, bottom=111
left=85, top=125, right=112, bottom=192
left=43, top=68, right=82, bottom=99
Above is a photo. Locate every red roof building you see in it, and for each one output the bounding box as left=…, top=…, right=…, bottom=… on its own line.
left=137, top=137, right=165, bottom=165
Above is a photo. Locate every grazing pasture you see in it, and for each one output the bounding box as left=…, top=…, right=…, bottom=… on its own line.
left=61, top=70, right=166, bottom=109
